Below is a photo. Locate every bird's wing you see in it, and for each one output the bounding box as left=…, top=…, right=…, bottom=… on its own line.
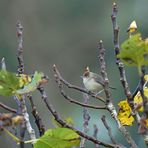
left=91, top=73, right=104, bottom=86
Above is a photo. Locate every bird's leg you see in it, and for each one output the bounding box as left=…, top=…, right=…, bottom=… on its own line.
left=95, top=89, right=104, bottom=97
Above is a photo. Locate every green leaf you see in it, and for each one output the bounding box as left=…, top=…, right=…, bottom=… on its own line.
left=34, top=128, right=80, bottom=148
left=15, top=71, right=44, bottom=95
left=117, top=33, right=148, bottom=68
left=0, top=70, right=20, bottom=96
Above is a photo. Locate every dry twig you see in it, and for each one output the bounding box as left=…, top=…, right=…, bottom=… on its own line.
left=28, top=95, right=45, bottom=136
left=101, top=115, right=117, bottom=144
left=0, top=102, right=17, bottom=113
left=98, top=40, right=137, bottom=148
left=38, top=86, right=120, bottom=148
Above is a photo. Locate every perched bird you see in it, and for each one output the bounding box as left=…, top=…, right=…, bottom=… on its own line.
left=81, top=67, right=115, bottom=94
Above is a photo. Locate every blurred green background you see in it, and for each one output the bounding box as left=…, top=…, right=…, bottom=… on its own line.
left=0, top=0, right=148, bottom=147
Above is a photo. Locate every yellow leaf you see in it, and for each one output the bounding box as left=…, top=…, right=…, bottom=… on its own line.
left=134, top=87, right=148, bottom=112
left=144, top=75, right=148, bottom=81
left=134, top=91, right=143, bottom=112
left=18, top=74, right=32, bottom=88
left=118, top=114, right=134, bottom=126
left=117, top=100, right=134, bottom=126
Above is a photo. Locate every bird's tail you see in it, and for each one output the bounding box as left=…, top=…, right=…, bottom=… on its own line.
left=109, top=86, right=116, bottom=90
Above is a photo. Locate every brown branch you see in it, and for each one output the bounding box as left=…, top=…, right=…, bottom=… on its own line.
left=111, top=4, right=142, bottom=146
left=53, top=72, right=107, bottom=110
left=111, top=3, right=134, bottom=109
left=0, top=102, right=17, bottom=113
left=52, top=64, right=105, bottom=103
left=19, top=124, right=26, bottom=148
left=98, top=40, right=111, bottom=103
left=139, top=66, right=148, bottom=117
left=16, top=22, right=24, bottom=75
left=28, top=95, right=45, bottom=136
left=80, top=93, right=90, bottom=148
left=19, top=96, right=36, bottom=141
left=101, top=115, right=117, bottom=144
left=93, top=124, right=99, bottom=148
left=16, top=22, right=26, bottom=148
left=138, top=66, right=148, bottom=144
left=98, top=40, right=137, bottom=148
left=38, top=86, right=120, bottom=148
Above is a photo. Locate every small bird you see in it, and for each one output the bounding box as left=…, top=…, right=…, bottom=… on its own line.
left=81, top=67, right=115, bottom=94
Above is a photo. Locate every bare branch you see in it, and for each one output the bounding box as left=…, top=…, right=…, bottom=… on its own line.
left=101, top=115, right=117, bottom=144
left=80, top=93, right=90, bottom=148
left=19, top=124, right=26, bottom=148
left=28, top=95, right=45, bottom=136
left=0, top=102, right=17, bottom=113
left=16, top=22, right=24, bottom=74
left=18, top=96, right=36, bottom=142
left=98, top=40, right=137, bottom=148
left=138, top=66, right=148, bottom=144
left=16, top=22, right=26, bottom=148
left=111, top=3, right=134, bottom=108
left=98, top=40, right=111, bottom=103
left=93, top=124, right=99, bottom=148
left=139, top=66, right=148, bottom=117
left=38, top=86, right=120, bottom=148
left=16, top=22, right=37, bottom=147
left=111, top=4, right=142, bottom=145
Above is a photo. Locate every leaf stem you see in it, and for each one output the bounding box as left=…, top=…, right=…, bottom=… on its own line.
left=138, top=65, right=142, bottom=76
left=24, top=139, right=37, bottom=144
left=3, top=128, right=20, bottom=143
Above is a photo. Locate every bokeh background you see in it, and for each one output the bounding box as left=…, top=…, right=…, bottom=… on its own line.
left=0, top=0, right=148, bottom=147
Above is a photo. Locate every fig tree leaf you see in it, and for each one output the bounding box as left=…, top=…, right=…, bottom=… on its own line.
left=15, top=71, right=44, bottom=95
left=117, top=33, right=148, bottom=68
left=0, top=70, right=20, bottom=96
left=34, top=128, right=80, bottom=148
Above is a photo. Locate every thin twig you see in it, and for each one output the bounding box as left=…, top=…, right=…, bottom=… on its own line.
left=93, top=124, right=99, bottom=148
left=111, top=2, right=135, bottom=111
left=16, top=22, right=26, bottom=148
left=38, top=86, right=120, bottom=148
left=53, top=64, right=105, bottom=103
left=138, top=66, right=148, bottom=144
left=98, top=40, right=137, bottom=148
left=140, top=66, right=148, bottom=117
left=101, top=115, right=117, bottom=144
left=16, top=22, right=24, bottom=75
left=53, top=72, right=106, bottom=110
left=80, top=93, right=90, bottom=148
left=98, top=40, right=111, bottom=103
left=19, top=124, right=26, bottom=148
left=28, top=95, right=45, bottom=136
left=111, top=2, right=142, bottom=141
left=19, top=96, right=36, bottom=142
left=0, top=102, right=17, bottom=113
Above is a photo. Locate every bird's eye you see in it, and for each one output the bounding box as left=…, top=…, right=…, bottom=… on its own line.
left=84, top=71, right=89, bottom=77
